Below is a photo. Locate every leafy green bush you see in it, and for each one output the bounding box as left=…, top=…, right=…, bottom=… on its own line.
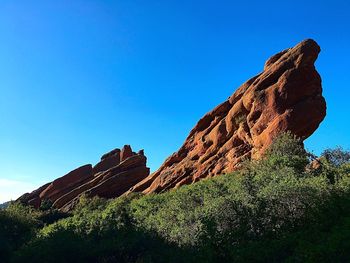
left=13, top=194, right=190, bottom=263
left=0, top=202, right=41, bottom=261
left=3, top=133, right=350, bottom=262
left=39, top=199, right=53, bottom=211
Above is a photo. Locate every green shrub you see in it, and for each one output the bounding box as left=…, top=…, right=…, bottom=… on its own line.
left=12, top=194, right=192, bottom=263
left=0, top=202, right=41, bottom=261
left=4, top=133, right=350, bottom=262
left=39, top=199, right=53, bottom=211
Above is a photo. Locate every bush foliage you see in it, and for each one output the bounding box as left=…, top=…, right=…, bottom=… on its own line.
left=1, top=133, right=350, bottom=262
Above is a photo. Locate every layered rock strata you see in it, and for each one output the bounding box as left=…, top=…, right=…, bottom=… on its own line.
left=18, top=145, right=149, bottom=211
left=129, top=39, right=326, bottom=194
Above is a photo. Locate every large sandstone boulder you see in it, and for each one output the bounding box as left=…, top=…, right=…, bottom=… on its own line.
left=128, top=39, right=326, bottom=194
left=18, top=145, right=150, bottom=210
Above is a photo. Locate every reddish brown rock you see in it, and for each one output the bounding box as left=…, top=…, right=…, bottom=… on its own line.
left=308, top=158, right=322, bottom=170
left=92, top=148, right=121, bottom=174
left=55, top=154, right=148, bottom=211
left=18, top=145, right=149, bottom=210
left=17, top=182, right=51, bottom=205
left=39, top=164, right=93, bottom=202
left=120, top=145, right=133, bottom=161
left=129, top=39, right=326, bottom=194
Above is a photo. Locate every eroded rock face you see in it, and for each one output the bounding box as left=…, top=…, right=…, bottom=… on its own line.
left=129, top=39, right=326, bottom=194
left=18, top=39, right=326, bottom=209
left=18, top=145, right=149, bottom=211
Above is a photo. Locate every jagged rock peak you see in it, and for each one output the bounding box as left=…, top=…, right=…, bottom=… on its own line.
left=128, top=39, right=326, bottom=194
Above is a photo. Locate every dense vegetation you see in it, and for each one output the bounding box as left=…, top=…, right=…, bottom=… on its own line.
left=1, top=133, right=350, bottom=262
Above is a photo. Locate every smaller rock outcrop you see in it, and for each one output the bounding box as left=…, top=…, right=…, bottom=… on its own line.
left=18, top=145, right=149, bottom=211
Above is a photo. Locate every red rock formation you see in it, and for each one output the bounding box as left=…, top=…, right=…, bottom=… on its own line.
left=129, top=39, right=326, bottom=194
left=120, top=145, right=133, bottom=161
left=18, top=39, right=326, bottom=209
left=18, top=145, right=149, bottom=211
left=39, top=164, right=93, bottom=203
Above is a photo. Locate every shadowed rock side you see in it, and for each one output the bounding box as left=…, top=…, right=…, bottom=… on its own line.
left=129, top=39, right=326, bottom=194
left=18, top=145, right=150, bottom=211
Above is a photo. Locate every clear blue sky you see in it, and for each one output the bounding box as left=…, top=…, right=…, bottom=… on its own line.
left=0, top=0, right=349, bottom=202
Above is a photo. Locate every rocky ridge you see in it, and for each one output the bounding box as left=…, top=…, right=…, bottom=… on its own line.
left=18, top=145, right=149, bottom=211
left=128, top=39, right=326, bottom=194
left=18, top=39, right=326, bottom=209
